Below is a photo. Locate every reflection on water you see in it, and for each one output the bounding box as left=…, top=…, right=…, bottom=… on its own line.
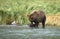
left=0, top=25, right=60, bottom=39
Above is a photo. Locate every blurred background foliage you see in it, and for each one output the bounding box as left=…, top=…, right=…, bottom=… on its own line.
left=0, top=0, right=60, bottom=25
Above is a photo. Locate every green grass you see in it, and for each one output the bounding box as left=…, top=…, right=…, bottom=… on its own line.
left=0, top=0, right=60, bottom=25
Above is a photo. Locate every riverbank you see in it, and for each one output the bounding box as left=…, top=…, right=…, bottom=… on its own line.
left=46, top=13, right=60, bottom=26
left=0, top=13, right=60, bottom=27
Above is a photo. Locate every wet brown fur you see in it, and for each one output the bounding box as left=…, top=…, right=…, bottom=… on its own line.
left=28, top=10, right=46, bottom=28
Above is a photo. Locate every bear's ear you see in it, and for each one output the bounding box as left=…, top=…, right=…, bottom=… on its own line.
left=34, top=11, right=37, bottom=13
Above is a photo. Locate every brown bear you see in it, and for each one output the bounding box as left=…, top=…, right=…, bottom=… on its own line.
left=28, top=10, right=46, bottom=28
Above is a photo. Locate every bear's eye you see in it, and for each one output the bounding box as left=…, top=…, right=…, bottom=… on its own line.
left=31, top=17, right=33, bottom=19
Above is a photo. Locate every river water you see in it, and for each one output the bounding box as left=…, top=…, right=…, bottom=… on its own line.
left=0, top=25, right=60, bottom=39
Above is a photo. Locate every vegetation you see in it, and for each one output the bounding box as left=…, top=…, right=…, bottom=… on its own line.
left=0, top=0, right=60, bottom=26
left=46, top=13, right=60, bottom=26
